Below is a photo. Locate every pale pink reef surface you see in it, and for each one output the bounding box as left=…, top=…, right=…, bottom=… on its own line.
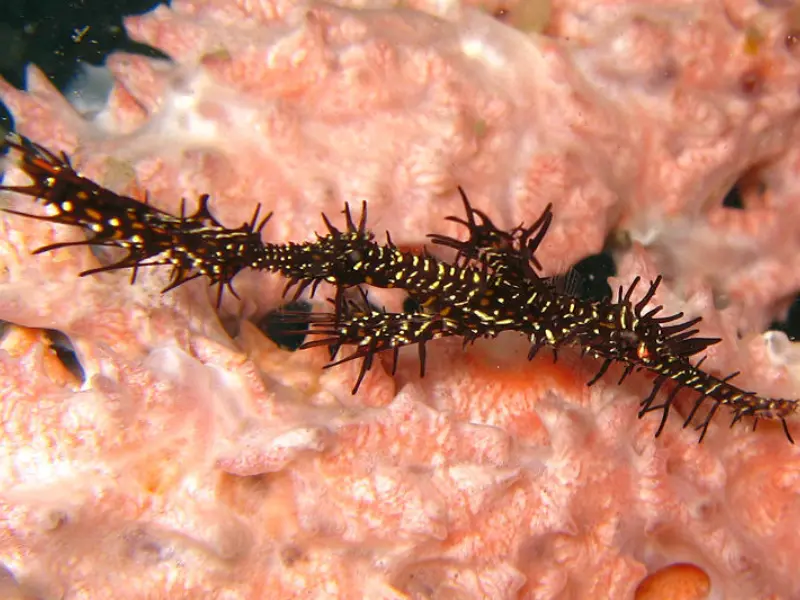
left=1, top=0, right=800, bottom=598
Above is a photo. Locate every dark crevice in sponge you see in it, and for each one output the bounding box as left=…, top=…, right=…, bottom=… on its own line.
left=255, top=301, right=313, bottom=351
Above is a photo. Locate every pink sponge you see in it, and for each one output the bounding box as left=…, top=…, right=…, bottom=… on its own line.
left=0, top=0, right=800, bottom=597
